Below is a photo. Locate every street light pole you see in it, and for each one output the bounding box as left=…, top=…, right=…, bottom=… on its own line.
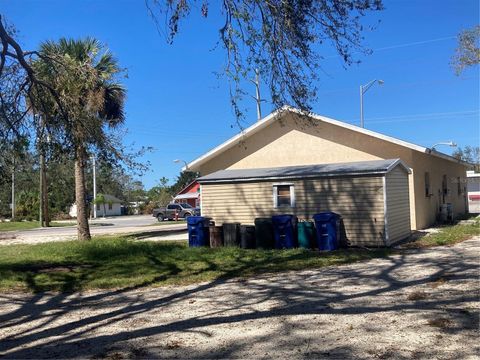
left=359, top=85, right=364, bottom=128
left=359, top=79, right=384, bottom=128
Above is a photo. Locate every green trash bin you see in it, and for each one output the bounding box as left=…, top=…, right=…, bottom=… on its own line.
left=297, top=221, right=315, bottom=249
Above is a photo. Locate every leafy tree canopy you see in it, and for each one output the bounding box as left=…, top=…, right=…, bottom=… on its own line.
left=451, top=25, right=480, bottom=75
left=453, top=146, right=480, bottom=172
left=146, top=0, right=384, bottom=121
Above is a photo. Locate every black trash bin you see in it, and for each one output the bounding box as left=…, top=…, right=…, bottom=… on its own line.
left=187, top=216, right=211, bottom=247
left=313, top=212, right=341, bottom=251
left=209, top=225, right=223, bottom=248
left=254, top=218, right=275, bottom=249
left=272, top=214, right=298, bottom=249
left=223, top=223, right=241, bottom=247
left=240, top=225, right=256, bottom=249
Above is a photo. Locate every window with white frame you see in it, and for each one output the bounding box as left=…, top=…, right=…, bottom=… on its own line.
left=273, top=184, right=295, bottom=208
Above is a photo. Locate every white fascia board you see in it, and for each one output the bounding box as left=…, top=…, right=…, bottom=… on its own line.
left=187, top=105, right=466, bottom=171
left=285, top=106, right=428, bottom=153
left=186, top=106, right=289, bottom=171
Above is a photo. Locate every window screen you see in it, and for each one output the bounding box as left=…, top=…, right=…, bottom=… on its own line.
left=277, top=185, right=291, bottom=206
left=273, top=184, right=294, bottom=207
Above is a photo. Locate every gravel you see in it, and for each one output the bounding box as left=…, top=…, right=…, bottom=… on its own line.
left=0, top=237, right=478, bottom=359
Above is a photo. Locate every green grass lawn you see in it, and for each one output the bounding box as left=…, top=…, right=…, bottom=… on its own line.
left=1, top=221, right=478, bottom=293
left=0, top=221, right=76, bottom=232
left=404, top=221, right=480, bottom=248
left=0, top=236, right=390, bottom=293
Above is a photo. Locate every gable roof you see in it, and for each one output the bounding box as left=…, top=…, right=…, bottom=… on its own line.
left=187, top=106, right=465, bottom=171
left=102, top=194, right=123, bottom=203
left=198, top=158, right=410, bottom=184
left=175, top=180, right=200, bottom=196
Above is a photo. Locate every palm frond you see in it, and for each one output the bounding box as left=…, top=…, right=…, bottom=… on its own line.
left=101, top=82, right=126, bottom=126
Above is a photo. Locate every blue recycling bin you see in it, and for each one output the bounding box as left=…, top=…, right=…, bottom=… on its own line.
left=313, top=212, right=341, bottom=251
left=187, top=216, right=211, bottom=247
left=271, top=215, right=298, bottom=249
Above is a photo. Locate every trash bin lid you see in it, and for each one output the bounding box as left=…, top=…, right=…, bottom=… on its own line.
left=187, top=216, right=209, bottom=225
left=272, top=214, right=296, bottom=224
left=313, top=212, right=340, bottom=222
left=297, top=221, right=314, bottom=229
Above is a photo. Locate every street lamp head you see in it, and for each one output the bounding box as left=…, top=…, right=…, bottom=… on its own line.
left=431, top=141, right=457, bottom=150
left=173, top=159, right=189, bottom=170
left=377, top=79, right=385, bottom=85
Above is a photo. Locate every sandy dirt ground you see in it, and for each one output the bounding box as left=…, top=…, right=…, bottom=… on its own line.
left=0, top=237, right=478, bottom=359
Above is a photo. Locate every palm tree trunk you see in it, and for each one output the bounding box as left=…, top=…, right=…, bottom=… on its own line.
left=75, top=144, right=91, bottom=240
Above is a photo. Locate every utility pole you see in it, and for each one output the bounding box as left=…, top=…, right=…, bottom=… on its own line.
left=42, top=156, right=49, bottom=226
left=11, top=157, right=15, bottom=220
left=92, top=155, right=97, bottom=219
left=250, top=68, right=263, bottom=121
left=38, top=114, right=49, bottom=227
left=39, top=148, right=50, bottom=227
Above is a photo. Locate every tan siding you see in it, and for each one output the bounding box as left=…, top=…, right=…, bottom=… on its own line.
left=201, top=175, right=386, bottom=247
left=385, top=167, right=411, bottom=245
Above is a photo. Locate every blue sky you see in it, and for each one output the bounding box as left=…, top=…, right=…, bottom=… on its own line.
left=3, top=0, right=479, bottom=189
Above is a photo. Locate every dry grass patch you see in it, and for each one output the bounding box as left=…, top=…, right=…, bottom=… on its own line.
left=427, top=318, right=452, bottom=329
left=407, top=291, right=428, bottom=301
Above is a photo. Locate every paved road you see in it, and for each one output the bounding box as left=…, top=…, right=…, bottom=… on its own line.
left=0, top=215, right=187, bottom=245
left=0, top=237, right=478, bottom=359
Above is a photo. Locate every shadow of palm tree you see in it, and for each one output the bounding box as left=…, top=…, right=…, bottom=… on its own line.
left=0, top=238, right=478, bottom=359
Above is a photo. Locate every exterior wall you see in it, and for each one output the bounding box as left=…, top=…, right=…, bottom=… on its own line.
left=197, top=113, right=402, bottom=174
left=201, top=175, right=387, bottom=247
left=174, top=197, right=198, bottom=208
left=410, top=152, right=468, bottom=228
left=195, top=113, right=467, bottom=230
left=95, top=203, right=122, bottom=217
left=467, top=173, right=480, bottom=213
left=385, top=167, right=411, bottom=245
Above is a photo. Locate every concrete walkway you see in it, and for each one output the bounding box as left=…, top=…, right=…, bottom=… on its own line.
left=0, top=215, right=187, bottom=245
left=0, top=237, right=478, bottom=359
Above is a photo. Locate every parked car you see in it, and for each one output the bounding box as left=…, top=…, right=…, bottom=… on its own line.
left=152, top=203, right=200, bottom=221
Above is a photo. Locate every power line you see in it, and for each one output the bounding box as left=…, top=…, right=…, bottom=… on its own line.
left=344, top=110, right=479, bottom=124
left=373, top=36, right=457, bottom=52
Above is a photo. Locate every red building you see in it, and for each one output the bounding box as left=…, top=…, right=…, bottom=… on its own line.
left=173, top=180, right=200, bottom=208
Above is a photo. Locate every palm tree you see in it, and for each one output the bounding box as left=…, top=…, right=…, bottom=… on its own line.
left=31, top=38, right=125, bottom=240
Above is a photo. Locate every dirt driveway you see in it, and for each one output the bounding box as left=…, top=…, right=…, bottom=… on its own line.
left=0, top=238, right=478, bottom=359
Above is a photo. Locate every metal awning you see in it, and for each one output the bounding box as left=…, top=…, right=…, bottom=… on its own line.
left=174, top=193, right=199, bottom=200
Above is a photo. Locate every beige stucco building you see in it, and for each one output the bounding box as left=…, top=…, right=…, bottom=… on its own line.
left=188, top=107, right=468, bottom=230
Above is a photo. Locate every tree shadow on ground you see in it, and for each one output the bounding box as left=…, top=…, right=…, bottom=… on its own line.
left=0, top=239, right=478, bottom=359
